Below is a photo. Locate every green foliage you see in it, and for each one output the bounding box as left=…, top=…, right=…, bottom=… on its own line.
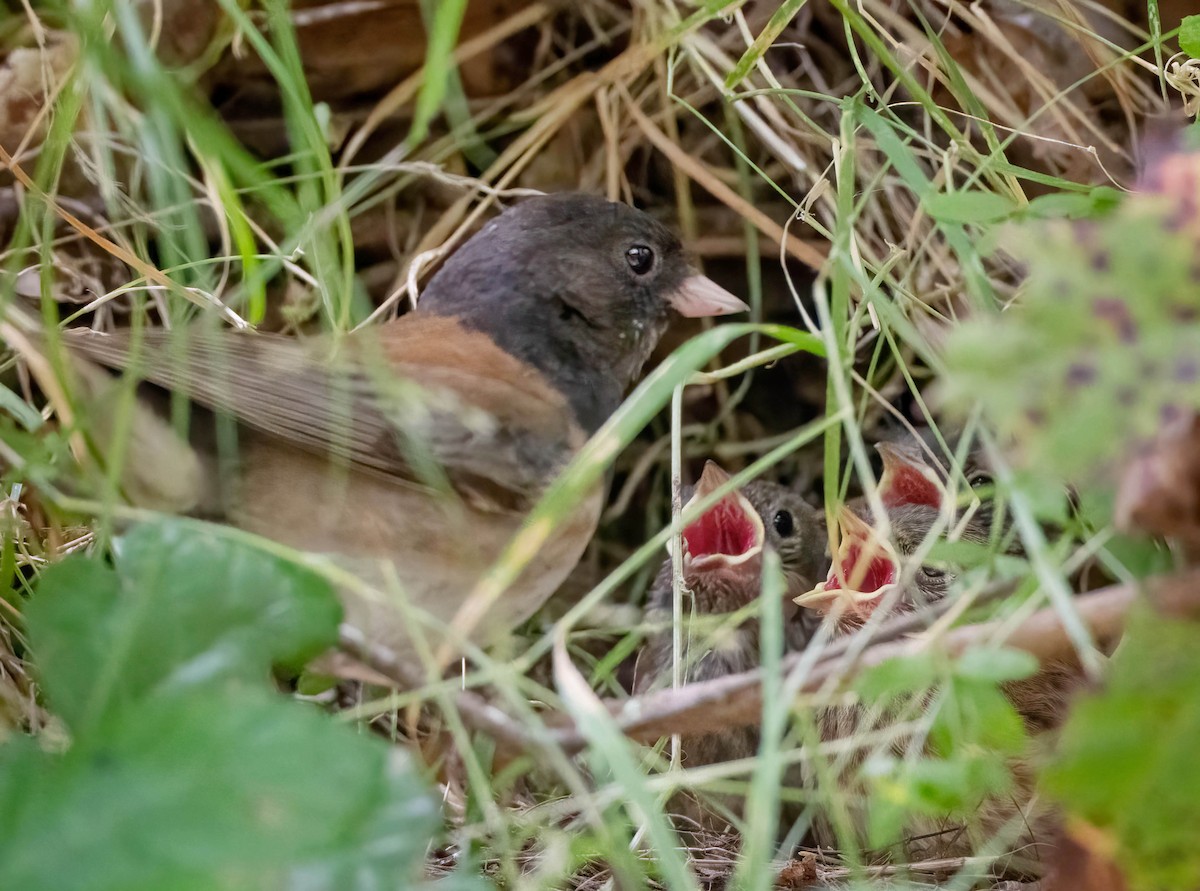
left=923, top=190, right=1018, bottom=225
left=1046, top=609, right=1200, bottom=891
left=1181, top=15, right=1200, bottom=58
left=411, top=0, right=470, bottom=147
left=26, top=523, right=340, bottom=731
left=0, top=522, right=442, bottom=891
left=943, top=157, right=1200, bottom=483
left=725, top=0, right=810, bottom=88
left=855, top=648, right=1035, bottom=847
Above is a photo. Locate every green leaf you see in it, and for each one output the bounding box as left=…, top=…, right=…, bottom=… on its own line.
left=863, top=752, right=1011, bottom=847
left=0, top=381, right=44, bottom=431
left=409, top=0, right=469, bottom=146
left=904, top=755, right=980, bottom=811
left=26, top=521, right=340, bottom=732
left=1181, top=15, right=1200, bottom=58
left=1046, top=609, right=1200, bottom=890
left=923, top=190, right=1019, bottom=224
left=1027, top=187, right=1121, bottom=220
left=855, top=651, right=941, bottom=702
left=942, top=148, right=1200, bottom=484
left=955, top=647, right=1038, bottom=685
left=0, top=689, right=437, bottom=891
left=932, top=677, right=1027, bottom=757
left=924, top=538, right=1001, bottom=568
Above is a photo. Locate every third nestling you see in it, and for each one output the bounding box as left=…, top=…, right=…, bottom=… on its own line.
left=796, top=428, right=1024, bottom=630
left=794, top=437, right=1080, bottom=866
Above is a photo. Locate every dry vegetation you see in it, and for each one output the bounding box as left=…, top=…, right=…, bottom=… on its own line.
left=2, top=1, right=1199, bottom=889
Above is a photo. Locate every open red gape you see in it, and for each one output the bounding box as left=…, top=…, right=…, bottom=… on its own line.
left=880, top=462, right=942, bottom=510
left=684, top=497, right=759, bottom=559
left=825, top=538, right=898, bottom=593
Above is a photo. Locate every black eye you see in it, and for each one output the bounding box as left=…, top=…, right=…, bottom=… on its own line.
left=625, top=245, right=655, bottom=275
left=921, top=566, right=947, bottom=580
left=772, top=510, right=794, bottom=537
left=968, top=471, right=993, bottom=489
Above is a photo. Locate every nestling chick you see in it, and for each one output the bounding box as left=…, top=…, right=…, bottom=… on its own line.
left=633, top=461, right=825, bottom=825
left=799, top=440, right=991, bottom=630
left=795, top=442, right=1077, bottom=867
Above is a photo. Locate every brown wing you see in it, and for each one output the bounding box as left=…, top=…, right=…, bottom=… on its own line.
left=64, top=316, right=583, bottom=511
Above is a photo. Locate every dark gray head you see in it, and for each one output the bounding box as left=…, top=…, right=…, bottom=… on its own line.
left=417, top=193, right=747, bottom=433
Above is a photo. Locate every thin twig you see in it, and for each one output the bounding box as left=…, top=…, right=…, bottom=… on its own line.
left=339, top=570, right=1200, bottom=758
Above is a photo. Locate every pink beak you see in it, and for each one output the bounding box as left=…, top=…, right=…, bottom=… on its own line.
left=665, top=273, right=750, bottom=317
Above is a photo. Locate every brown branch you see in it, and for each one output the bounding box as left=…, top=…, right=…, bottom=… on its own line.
left=337, top=625, right=550, bottom=756
left=339, top=570, right=1200, bottom=759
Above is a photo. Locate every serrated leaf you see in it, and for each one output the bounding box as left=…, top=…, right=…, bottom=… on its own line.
left=923, top=190, right=1019, bottom=224
left=0, top=689, right=436, bottom=891
left=26, top=521, right=340, bottom=732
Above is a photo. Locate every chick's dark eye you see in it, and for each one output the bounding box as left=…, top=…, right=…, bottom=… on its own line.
left=772, top=510, right=794, bottom=537
left=625, top=245, right=655, bottom=275
left=921, top=566, right=947, bottom=580
left=968, top=472, right=993, bottom=489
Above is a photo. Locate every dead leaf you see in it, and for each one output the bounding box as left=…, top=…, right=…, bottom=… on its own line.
left=774, top=852, right=818, bottom=889
left=1043, top=819, right=1128, bottom=891
left=1115, top=412, right=1200, bottom=549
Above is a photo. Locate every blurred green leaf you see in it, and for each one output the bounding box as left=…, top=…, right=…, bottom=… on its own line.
left=1181, top=15, right=1200, bottom=57
left=955, top=647, right=1038, bottom=685
left=943, top=151, right=1200, bottom=486
left=1100, top=534, right=1174, bottom=579
left=1010, top=468, right=1072, bottom=525
left=933, top=676, right=1027, bottom=757
left=0, top=689, right=436, bottom=891
left=1045, top=609, right=1200, bottom=890
left=3, top=522, right=441, bottom=891
left=26, top=521, right=340, bottom=733
left=863, top=750, right=1011, bottom=848
left=1026, top=186, right=1121, bottom=220
left=855, top=651, right=941, bottom=702
left=0, top=381, right=44, bottom=431
left=923, top=190, right=1019, bottom=224
left=410, top=0, right=469, bottom=146
left=924, top=538, right=1005, bottom=569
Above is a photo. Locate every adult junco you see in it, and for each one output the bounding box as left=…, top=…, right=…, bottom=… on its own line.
left=35, top=192, right=749, bottom=663
left=633, top=461, right=825, bottom=825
